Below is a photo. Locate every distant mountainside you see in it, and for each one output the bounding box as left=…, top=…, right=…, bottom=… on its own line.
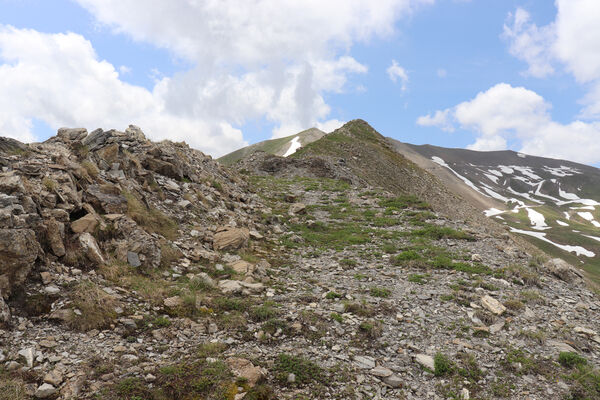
left=218, top=127, right=325, bottom=165
left=392, top=141, right=600, bottom=281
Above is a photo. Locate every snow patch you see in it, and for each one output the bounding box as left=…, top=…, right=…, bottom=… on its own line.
left=488, top=169, right=503, bottom=177
left=506, top=187, right=544, bottom=204
left=283, top=136, right=302, bottom=157
left=484, top=173, right=499, bottom=184
left=484, top=208, right=505, bottom=217
left=556, top=220, right=569, bottom=227
left=584, top=235, right=600, bottom=242
left=526, top=208, right=549, bottom=230
left=509, top=228, right=595, bottom=257
left=558, top=185, right=580, bottom=200
left=577, top=212, right=600, bottom=227
left=512, top=166, right=541, bottom=180
left=431, top=157, right=487, bottom=197
left=498, top=166, right=514, bottom=174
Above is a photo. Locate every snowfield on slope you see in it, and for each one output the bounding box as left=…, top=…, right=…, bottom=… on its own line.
left=509, top=228, right=595, bottom=257
left=283, top=136, right=302, bottom=157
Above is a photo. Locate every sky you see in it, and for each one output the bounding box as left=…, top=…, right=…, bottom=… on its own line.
left=1, top=0, right=600, bottom=165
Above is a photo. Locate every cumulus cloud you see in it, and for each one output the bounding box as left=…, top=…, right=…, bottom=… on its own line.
left=416, top=109, right=454, bottom=132
left=502, top=8, right=556, bottom=78
left=386, top=60, right=409, bottom=91
left=503, top=1, right=600, bottom=117
left=0, top=1, right=433, bottom=155
left=416, top=83, right=600, bottom=164
left=0, top=25, right=246, bottom=156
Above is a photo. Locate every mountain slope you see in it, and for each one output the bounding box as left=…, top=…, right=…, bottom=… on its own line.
left=0, top=122, right=599, bottom=399
left=392, top=141, right=600, bottom=280
left=218, top=127, right=325, bottom=165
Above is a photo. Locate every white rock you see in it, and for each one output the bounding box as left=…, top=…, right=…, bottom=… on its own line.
left=574, top=326, right=597, bottom=336
left=415, top=354, right=435, bottom=371
left=481, top=295, right=506, bottom=315
left=18, top=347, right=35, bottom=367
left=34, top=383, right=57, bottom=398
left=370, top=366, right=393, bottom=377
left=354, top=355, right=376, bottom=369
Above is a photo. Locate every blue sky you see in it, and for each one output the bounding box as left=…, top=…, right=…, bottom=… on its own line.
left=1, top=0, right=600, bottom=164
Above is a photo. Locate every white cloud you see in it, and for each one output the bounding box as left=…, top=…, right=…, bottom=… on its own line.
left=0, top=1, right=434, bottom=154
left=416, top=83, right=600, bottom=163
left=0, top=26, right=246, bottom=156
left=416, top=109, right=454, bottom=132
left=502, top=8, right=556, bottom=78
left=386, top=60, right=409, bottom=91
left=503, top=1, right=600, bottom=117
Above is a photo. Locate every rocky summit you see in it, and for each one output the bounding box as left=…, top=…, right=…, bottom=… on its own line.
left=0, top=121, right=599, bottom=400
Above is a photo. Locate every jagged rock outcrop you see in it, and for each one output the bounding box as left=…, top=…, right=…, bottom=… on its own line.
left=0, top=124, right=267, bottom=323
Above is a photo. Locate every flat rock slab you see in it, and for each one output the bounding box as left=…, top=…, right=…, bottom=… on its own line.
left=415, top=354, right=434, bottom=371
left=481, top=295, right=506, bottom=315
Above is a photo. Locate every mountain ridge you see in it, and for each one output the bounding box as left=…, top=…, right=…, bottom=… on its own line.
left=0, top=121, right=599, bottom=399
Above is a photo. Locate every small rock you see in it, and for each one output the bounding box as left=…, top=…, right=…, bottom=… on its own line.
left=288, top=203, right=306, bottom=215
left=163, top=296, right=183, bottom=308
left=490, top=320, right=505, bottom=334
left=121, top=354, right=139, bottom=364
left=226, top=357, right=264, bottom=387
left=18, top=347, right=35, bottom=367
left=370, top=366, right=393, bottom=377
left=415, top=354, right=434, bottom=371
left=574, top=326, right=597, bottom=336
left=287, top=373, right=296, bottom=383
left=461, top=388, right=470, bottom=399
left=219, top=280, right=243, bottom=294
left=383, top=374, right=403, bottom=388
left=471, top=254, right=482, bottom=262
left=481, top=295, right=506, bottom=315
left=44, top=285, right=60, bottom=295
left=127, top=251, right=141, bottom=267
left=354, top=355, right=376, bottom=369
left=34, top=383, right=57, bottom=398
left=44, top=369, right=63, bottom=386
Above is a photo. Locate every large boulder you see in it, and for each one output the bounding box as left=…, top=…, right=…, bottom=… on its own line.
left=0, top=228, right=39, bottom=296
left=544, top=258, right=584, bottom=283
left=213, top=227, right=249, bottom=251
left=78, top=233, right=104, bottom=265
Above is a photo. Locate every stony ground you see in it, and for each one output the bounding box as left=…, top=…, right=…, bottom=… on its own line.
left=1, top=127, right=600, bottom=400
